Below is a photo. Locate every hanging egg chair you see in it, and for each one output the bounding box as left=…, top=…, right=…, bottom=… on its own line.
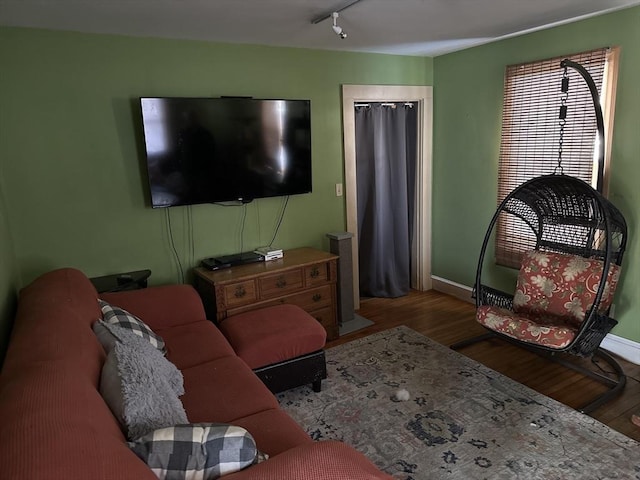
left=452, top=60, right=628, bottom=414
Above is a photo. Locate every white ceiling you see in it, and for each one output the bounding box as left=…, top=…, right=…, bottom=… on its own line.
left=1, top=0, right=639, bottom=57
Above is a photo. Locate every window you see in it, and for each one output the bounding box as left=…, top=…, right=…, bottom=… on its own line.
left=495, top=47, right=619, bottom=268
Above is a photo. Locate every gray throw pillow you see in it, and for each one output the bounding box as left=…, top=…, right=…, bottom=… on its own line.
left=100, top=326, right=188, bottom=440
left=128, top=423, right=261, bottom=480
left=93, top=319, right=123, bottom=353
left=96, top=322, right=183, bottom=394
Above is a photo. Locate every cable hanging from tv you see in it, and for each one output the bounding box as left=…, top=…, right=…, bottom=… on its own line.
left=268, top=196, right=290, bottom=248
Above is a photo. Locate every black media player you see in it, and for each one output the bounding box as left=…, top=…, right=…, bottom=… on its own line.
left=200, top=251, right=264, bottom=271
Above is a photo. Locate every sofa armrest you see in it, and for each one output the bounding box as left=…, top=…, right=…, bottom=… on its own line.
left=100, top=285, right=208, bottom=330
left=224, top=440, right=393, bottom=480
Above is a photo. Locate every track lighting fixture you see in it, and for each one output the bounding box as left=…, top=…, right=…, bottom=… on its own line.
left=311, top=0, right=363, bottom=38
left=331, top=12, right=347, bottom=39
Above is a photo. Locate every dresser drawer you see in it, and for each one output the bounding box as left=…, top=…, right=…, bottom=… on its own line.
left=227, top=285, right=333, bottom=316
left=287, top=285, right=332, bottom=311
left=305, top=262, right=330, bottom=286
left=221, top=280, right=258, bottom=308
left=259, top=269, right=304, bottom=299
left=309, top=306, right=335, bottom=330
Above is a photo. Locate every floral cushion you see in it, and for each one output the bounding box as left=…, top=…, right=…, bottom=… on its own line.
left=512, top=250, right=620, bottom=327
left=477, top=305, right=577, bottom=349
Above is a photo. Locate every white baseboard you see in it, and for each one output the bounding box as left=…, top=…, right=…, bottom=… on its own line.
left=430, top=275, right=640, bottom=366
left=431, top=275, right=473, bottom=304
left=600, top=334, right=640, bottom=365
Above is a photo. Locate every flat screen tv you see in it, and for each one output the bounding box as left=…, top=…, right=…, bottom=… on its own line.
left=139, top=97, right=312, bottom=207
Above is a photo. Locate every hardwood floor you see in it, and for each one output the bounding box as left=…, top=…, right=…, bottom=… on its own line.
left=326, top=289, right=640, bottom=442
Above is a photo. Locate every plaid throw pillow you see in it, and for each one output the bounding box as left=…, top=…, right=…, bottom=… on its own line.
left=128, top=423, right=260, bottom=480
left=99, top=300, right=166, bottom=354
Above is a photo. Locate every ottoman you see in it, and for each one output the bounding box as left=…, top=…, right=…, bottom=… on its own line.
left=219, top=304, right=328, bottom=393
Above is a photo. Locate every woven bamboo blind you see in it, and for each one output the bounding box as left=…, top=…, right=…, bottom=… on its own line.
left=495, top=48, right=609, bottom=268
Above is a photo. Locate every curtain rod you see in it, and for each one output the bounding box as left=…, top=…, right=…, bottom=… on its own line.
left=354, top=102, right=415, bottom=108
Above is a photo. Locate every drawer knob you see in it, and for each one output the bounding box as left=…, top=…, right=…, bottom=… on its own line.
left=276, top=277, right=287, bottom=288
left=310, top=267, right=320, bottom=278
left=312, top=293, right=322, bottom=302
left=234, top=285, right=246, bottom=298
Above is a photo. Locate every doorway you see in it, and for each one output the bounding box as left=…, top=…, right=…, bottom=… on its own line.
left=342, top=85, right=433, bottom=308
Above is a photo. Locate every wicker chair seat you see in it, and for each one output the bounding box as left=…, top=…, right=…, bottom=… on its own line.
left=476, top=249, right=622, bottom=350
left=477, top=305, right=577, bottom=349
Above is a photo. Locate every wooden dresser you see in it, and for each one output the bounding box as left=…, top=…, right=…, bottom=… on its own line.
left=193, top=247, right=339, bottom=340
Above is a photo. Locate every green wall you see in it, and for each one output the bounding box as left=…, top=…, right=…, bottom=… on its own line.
left=0, top=56, right=19, bottom=361
left=0, top=27, right=432, bottom=293
left=0, top=182, right=17, bottom=363
left=433, top=7, right=640, bottom=342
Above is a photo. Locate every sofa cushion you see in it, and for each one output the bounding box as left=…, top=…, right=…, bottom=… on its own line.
left=181, top=357, right=279, bottom=424
left=231, top=409, right=312, bottom=457
left=128, top=423, right=259, bottom=480
left=100, top=299, right=167, bottom=353
left=0, top=359, right=159, bottom=479
left=157, top=321, right=236, bottom=370
left=2, top=268, right=103, bottom=374
left=101, top=285, right=208, bottom=331
left=100, top=327, right=188, bottom=440
left=223, top=440, right=394, bottom=480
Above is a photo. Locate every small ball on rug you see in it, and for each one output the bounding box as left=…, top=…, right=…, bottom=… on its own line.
left=393, top=388, right=410, bottom=402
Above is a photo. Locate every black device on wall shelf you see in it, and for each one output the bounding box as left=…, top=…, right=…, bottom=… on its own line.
left=139, top=97, right=313, bottom=207
left=89, top=269, right=152, bottom=293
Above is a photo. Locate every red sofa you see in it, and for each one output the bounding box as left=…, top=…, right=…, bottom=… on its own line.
left=0, top=268, right=391, bottom=479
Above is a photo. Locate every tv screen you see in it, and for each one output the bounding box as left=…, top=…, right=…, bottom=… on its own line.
left=139, top=97, right=312, bottom=207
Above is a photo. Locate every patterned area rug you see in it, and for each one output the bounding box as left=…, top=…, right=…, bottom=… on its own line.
left=277, top=326, right=640, bottom=479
